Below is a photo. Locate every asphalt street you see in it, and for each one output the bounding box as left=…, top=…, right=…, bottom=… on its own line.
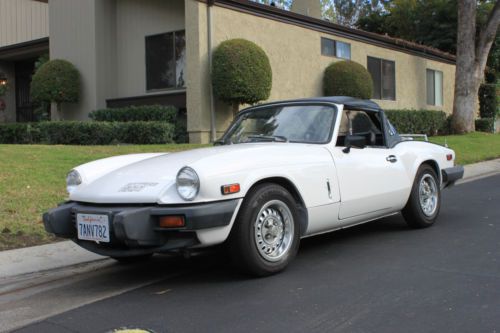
left=6, top=174, right=500, bottom=333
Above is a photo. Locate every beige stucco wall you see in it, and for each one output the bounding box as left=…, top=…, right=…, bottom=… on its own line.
left=115, top=0, right=185, bottom=98
left=189, top=4, right=455, bottom=143
left=0, top=0, right=48, bottom=48
left=49, top=0, right=185, bottom=120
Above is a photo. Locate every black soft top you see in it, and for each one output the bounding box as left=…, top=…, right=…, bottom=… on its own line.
left=247, top=96, right=382, bottom=113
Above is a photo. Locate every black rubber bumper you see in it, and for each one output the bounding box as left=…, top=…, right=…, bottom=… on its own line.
left=43, top=199, right=239, bottom=255
left=442, top=165, right=465, bottom=187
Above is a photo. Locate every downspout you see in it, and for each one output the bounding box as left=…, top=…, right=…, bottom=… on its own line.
left=207, top=0, right=217, bottom=142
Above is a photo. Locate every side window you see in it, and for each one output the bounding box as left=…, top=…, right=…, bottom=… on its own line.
left=336, top=110, right=385, bottom=147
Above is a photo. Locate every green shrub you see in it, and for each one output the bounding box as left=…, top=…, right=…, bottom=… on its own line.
left=323, top=60, right=373, bottom=99
left=30, top=59, right=80, bottom=114
left=0, top=123, right=42, bottom=144
left=90, top=105, right=177, bottom=122
left=479, top=84, right=497, bottom=118
left=212, top=39, right=272, bottom=114
left=475, top=118, right=495, bottom=133
left=0, top=121, right=174, bottom=145
left=385, top=109, right=448, bottom=136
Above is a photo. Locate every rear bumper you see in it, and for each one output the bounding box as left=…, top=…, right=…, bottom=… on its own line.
left=442, top=166, right=464, bottom=188
left=43, top=200, right=239, bottom=257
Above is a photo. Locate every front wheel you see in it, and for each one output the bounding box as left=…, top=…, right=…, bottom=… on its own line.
left=402, top=164, right=441, bottom=228
left=228, top=184, right=300, bottom=276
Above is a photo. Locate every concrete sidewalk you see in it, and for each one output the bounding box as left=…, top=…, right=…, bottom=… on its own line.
left=1, top=158, right=499, bottom=279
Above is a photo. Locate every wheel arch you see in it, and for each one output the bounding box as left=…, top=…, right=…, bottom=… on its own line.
left=248, top=177, right=309, bottom=236
left=420, top=159, right=442, bottom=185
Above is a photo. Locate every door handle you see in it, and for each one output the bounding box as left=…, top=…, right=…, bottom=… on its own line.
left=386, top=155, right=397, bottom=163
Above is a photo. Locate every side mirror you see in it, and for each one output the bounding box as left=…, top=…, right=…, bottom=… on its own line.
left=343, top=135, right=366, bottom=153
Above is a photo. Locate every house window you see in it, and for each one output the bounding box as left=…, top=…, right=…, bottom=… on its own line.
left=367, top=56, right=396, bottom=100
left=426, top=69, right=443, bottom=106
left=321, top=37, right=351, bottom=60
left=336, top=41, right=351, bottom=59
left=145, top=30, right=186, bottom=91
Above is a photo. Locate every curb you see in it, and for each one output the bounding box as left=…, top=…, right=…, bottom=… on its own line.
left=1, top=158, right=499, bottom=279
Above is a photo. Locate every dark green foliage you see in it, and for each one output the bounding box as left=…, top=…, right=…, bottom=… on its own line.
left=357, top=0, right=458, bottom=54
left=323, top=60, right=373, bottom=99
left=212, top=39, right=272, bottom=107
left=484, top=67, right=497, bottom=84
left=479, top=84, right=497, bottom=118
left=475, top=118, right=495, bottom=133
left=0, top=122, right=174, bottom=145
left=385, top=109, right=448, bottom=136
left=30, top=59, right=80, bottom=106
left=89, top=105, right=177, bottom=122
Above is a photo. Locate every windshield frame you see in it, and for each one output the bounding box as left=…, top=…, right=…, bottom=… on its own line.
left=217, top=102, right=339, bottom=145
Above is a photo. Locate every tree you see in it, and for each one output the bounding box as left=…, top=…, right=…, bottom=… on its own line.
left=452, top=0, right=500, bottom=133
left=30, top=59, right=80, bottom=120
left=212, top=39, right=272, bottom=116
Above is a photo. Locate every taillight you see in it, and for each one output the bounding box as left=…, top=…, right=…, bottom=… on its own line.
left=446, top=154, right=453, bottom=161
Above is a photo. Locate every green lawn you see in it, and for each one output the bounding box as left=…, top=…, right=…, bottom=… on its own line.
left=430, top=132, right=500, bottom=165
left=0, top=132, right=498, bottom=251
left=0, top=144, right=206, bottom=250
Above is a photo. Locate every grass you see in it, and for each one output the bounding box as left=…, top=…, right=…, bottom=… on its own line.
left=0, top=144, right=206, bottom=250
left=0, top=132, right=498, bottom=251
left=430, top=132, right=500, bottom=165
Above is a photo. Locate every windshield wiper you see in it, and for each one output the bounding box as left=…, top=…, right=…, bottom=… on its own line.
left=246, top=135, right=288, bottom=143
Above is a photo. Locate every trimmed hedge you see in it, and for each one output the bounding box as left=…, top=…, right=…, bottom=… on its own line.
left=385, top=109, right=448, bottom=136
left=212, top=39, right=272, bottom=109
left=479, top=84, right=497, bottom=118
left=0, top=121, right=174, bottom=145
left=475, top=118, right=495, bottom=133
left=89, top=105, right=177, bottom=122
left=323, top=60, right=373, bottom=99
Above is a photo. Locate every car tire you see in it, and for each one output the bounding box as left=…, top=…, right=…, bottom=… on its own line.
left=228, top=183, right=300, bottom=276
left=402, top=164, right=441, bottom=228
left=111, top=254, right=153, bottom=264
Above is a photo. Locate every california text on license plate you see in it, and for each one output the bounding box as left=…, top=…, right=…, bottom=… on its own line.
left=77, top=213, right=110, bottom=242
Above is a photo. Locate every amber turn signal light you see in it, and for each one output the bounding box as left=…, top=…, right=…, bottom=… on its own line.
left=221, top=183, right=240, bottom=195
left=446, top=154, right=453, bottom=161
left=159, top=215, right=185, bottom=228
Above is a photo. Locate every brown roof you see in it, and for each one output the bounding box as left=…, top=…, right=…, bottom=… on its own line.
left=201, top=0, right=456, bottom=64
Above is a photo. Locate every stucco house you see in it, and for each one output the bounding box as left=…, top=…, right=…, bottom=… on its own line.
left=0, top=0, right=456, bottom=143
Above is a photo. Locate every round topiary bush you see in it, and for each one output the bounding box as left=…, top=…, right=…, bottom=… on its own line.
left=31, top=59, right=80, bottom=117
left=323, top=60, right=373, bottom=99
left=212, top=39, right=272, bottom=115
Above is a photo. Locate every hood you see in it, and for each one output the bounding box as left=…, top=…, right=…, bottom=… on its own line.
left=70, top=143, right=331, bottom=204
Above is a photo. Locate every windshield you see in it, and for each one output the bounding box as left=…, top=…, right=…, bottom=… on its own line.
left=221, top=104, right=336, bottom=144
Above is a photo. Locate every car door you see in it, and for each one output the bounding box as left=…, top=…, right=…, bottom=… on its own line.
left=328, top=109, right=408, bottom=220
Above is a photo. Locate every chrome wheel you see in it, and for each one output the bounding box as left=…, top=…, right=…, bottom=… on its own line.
left=254, top=200, right=294, bottom=262
left=419, top=174, right=438, bottom=217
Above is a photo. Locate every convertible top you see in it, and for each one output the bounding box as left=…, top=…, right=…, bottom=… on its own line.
left=247, top=96, right=382, bottom=113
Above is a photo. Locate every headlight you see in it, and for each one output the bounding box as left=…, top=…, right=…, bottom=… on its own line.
left=176, top=166, right=200, bottom=201
left=66, top=169, right=82, bottom=194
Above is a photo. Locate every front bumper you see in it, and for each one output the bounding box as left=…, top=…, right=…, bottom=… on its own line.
left=43, top=200, right=239, bottom=257
left=442, top=165, right=465, bottom=188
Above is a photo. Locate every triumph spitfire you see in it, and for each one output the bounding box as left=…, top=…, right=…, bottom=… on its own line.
left=43, top=96, right=464, bottom=276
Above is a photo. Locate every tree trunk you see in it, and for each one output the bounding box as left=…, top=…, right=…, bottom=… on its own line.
left=452, top=0, right=500, bottom=134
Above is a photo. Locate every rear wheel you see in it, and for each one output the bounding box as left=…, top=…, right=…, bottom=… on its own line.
left=402, top=164, right=441, bottom=228
left=228, top=183, right=300, bottom=276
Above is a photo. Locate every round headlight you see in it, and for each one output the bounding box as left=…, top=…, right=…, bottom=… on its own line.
left=66, top=169, right=82, bottom=194
left=176, top=167, right=200, bottom=201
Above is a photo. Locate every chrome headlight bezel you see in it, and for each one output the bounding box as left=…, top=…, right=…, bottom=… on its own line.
left=66, top=169, right=82, bottom=194
left=176, top=166, right=200, bottom=201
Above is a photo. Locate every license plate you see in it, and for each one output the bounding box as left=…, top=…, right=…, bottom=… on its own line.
left=77, top=213, right=110, bottom=243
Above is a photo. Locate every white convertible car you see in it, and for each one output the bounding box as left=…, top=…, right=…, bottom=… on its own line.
left=44, top=97, right=463, bottom=276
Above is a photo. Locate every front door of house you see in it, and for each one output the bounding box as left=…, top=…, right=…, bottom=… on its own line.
left=15, top=60, right=36, bottom=122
